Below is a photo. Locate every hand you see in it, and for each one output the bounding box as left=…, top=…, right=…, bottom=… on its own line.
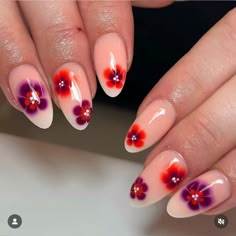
left=126, top=7, right=236, bottom=218
left=0, top=0, right=172, bottom=129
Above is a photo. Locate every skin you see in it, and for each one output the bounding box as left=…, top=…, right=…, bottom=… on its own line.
left=0, top=1, right=235, bottom=216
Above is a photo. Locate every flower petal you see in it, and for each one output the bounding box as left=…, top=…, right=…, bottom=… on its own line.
left=135, top=177, right=143, bottom=184
left=186, top=181, right=199, bottom=192
left=188, top=201, right=200, bottom=211
left=104, top=68, right=112, bottom=79
left=142, top=183, right=148, bottom=192
left=106, top=80, right=115, bottom=88
left=130, top=191, right=136, bottom=199
left=19, top=83, right=30, bottom=96
left=25, top=105, right=38, bottom=114
left=200, top=197, right=212, bottom=208
left=131, top=124, right=140, bottom=133
left=134, top=139, right=144, bottom=148
left=18, top=97, right=27, bottom=109
left=181, top=189, right=190, bottom=200
left=137, top=193, right=146, bottom=200
left=73, top=106, right=82, bottom=116
left=76, top=116, right=87, bottom=125
left=115, top=81, right=123, bottom=89
left=38, top=98, right=48, bottom=110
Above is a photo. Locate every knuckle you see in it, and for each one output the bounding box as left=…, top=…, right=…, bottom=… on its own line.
left=191, top=112, right=220, bottom=148
left=0, top=22, right=17, bottom=47
left=222, top=8, right=236, bottom=43
left=39, top=23, right=86, bottom=45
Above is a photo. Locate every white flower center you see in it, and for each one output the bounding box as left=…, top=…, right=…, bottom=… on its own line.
left=192, top=194, right=199, bottom=201
left=131, top=135, right=137, bottom=141
left=29, top=91, right=40, bottom=104
left=113, top=75, right=120, bottom=82
left=59, top=81, right=65, bottom=87
left=134, top=186, right=140, bottom=193
left=171, top=177, right=180, bottom=183
left=83, top=109, right=90, bottom=117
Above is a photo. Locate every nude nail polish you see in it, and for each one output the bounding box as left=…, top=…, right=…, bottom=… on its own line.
left=130, top=150, right=187, bottom=207
left=8, top=64, right=53, bottom=129
left=125, top=100, right=176, bottom=153
left=94, top=33, right=127, bottom=97
left=167, top=170, right=231, bottom=218
left=53, top=63, right=92, bottom=130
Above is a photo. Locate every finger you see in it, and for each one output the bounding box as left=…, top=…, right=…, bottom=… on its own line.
left=129, top=73, right=236, bottom=208
left=79, top=1, right=133, bottom=97
left=20, top=1, right=95, bottom=130
left=204, top=149, right=236, bottom=215
left=167, top=169, right=231, bottom=218
left=125, top=8, right=236, bottom=152
left=0, top=1, right=53, bottom=128
left=132, top=0, right=174, bottom=8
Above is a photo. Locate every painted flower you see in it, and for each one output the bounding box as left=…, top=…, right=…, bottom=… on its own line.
left=161, top=164, right=186, bottom=190
left=181, top=180, right=212, bottom=211
left=53, top=69, right=72, bottom=96
left=73, top=100, right=92, bottom=125
left=103, top=65, right=126, bottom=89
left=130, top=177, right=148, bottom=200
left=18, top=81, right=47, bottom=114
left=126, top=124, right=146, bottom=148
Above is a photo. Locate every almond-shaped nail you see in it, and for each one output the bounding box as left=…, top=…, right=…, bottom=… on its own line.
left=125, top=100, right=176, bottom=153
left=94, top=32, right=127, bottom=97
left=8, top=64, right=53, bottom=129
left=130, top=150, right=187, bottom=207
left=167, top=170, right=231, bottom=218
left=53, top=63, right=92, bottom=130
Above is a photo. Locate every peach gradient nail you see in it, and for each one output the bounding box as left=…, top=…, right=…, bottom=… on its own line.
left=125, top=100, right=176, bottom=153
left=130, top=150, right=187, bottom=207
left=8, top=64, right=53, bottom=129
left=94, top=33, right=127, bottom=97
left=167, top=170, right=231, bottom=218
left=53, top=63, right=92, bottom=130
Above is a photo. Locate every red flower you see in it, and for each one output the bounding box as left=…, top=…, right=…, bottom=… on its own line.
left=126, top=124, right=146, bottom=148
left=130, top=177, right=148, bottom=200
left=161, top=164, right=186, bottom=190
left=53, top=70, right=72, bottom=96
left=73, top=100, right=92, bottom=126
left=103, top=65, right=126, bottom=89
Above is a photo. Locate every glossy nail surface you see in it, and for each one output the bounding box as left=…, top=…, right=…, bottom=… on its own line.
left=167, top=170, right=231, bottom=218
left=125, top=100, right=175, bottom=153
left=130, top=150, right=187, bottom=207
left=53, top=63, right=92, bottom=130
left=94, top=33, right=127, bottom=97
left=8, top=64, right=53, bottom=129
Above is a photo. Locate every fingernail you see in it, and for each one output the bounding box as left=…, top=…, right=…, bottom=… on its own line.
left=130, top=150, right=187, bottom=207
left=53, top=63, right=92, bottom=130
left=125, top=100, right=176, bottom=153
left=167, top=170, right=231, bottom=218
left=8, top=64, right=53, bottom=129
left=94, top=33, right=127, bottom=97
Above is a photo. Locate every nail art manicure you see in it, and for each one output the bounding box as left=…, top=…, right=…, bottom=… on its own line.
left=8, top=65, right=53, bottom=129
left=167, top=170, right=231, bottom=218
left=94, top=33, right=127, bottom=97
left=53, top=63, right=92, bottom=130
left=125, top=100, right=176, bottom=153
left=130, top=150, right=187, bottom=207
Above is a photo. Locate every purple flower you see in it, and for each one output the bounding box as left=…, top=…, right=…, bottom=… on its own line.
left=181, top=180, right=212, bottom=211
left=18, top=81, right=47, bottom=115
left=73, top=100, right=92, bottom=125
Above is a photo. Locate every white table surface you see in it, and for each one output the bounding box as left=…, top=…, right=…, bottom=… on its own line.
left=0, top=133, right=235, bottom=236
